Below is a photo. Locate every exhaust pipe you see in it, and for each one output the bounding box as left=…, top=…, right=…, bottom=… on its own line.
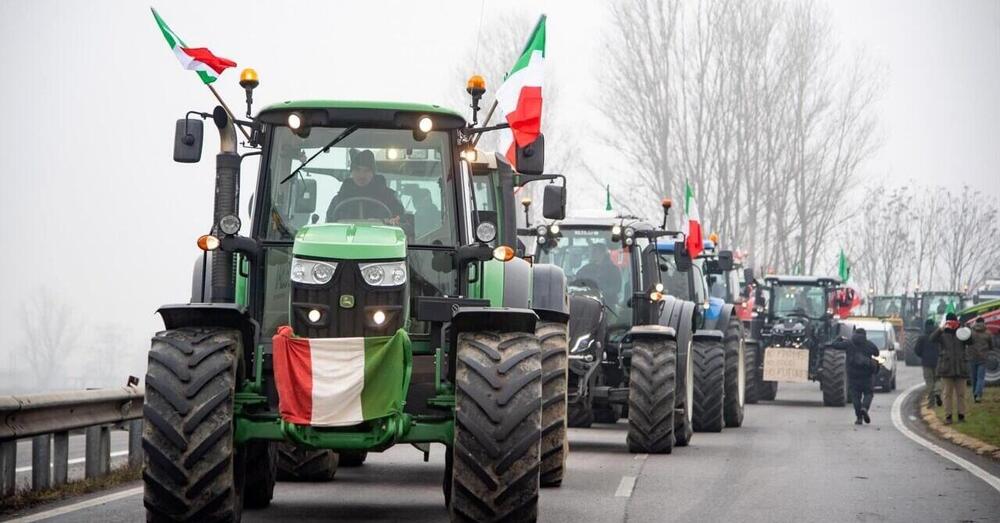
left=211, top=106, right=239, bottom=303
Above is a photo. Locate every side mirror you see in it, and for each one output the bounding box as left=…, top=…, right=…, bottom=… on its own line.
left=174, top=118, right=204, bottom=163
left=717, top=250, right=734, bottom=271
left=673, top=241, right=692, bottom=272
left=515, top=133, right=545, bottom=175
left=292, top=178, right=318, bottom=214
left=542, top=184, right=566, bottom=220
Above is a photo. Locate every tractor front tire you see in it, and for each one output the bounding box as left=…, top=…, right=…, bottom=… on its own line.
left=744, top=341, right=759, bottom=404
left=821, top=350, right=848, bottom=407
left=759, top=380, right=778, bottom=402
left=627, top=338, right=677, bottom=454
left=692, top=340, right=726, bottom=432
left=723, top=318, right=746, bottom=428
left=904, top=333, right=921, bottom=366
left=451, top=331, right=542, bottom=523
left=537, top=321, right=569, bottom=488
left=143, top=327, right=243, bottom=522
left=567, top=395, right=594, bottom=428
left=276, top=443, right=338, bottom=481
left=242, top=441, right=277, bottom=509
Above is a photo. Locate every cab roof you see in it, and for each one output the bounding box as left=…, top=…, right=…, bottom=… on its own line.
left=764, top=275, right=840, bottom=286
left=556, top=215, right=656, bottom=230
left=258, top=100, right=467, bottom=130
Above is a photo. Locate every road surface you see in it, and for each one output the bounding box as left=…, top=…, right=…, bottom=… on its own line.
left=5, top=366, right=999, bottom=522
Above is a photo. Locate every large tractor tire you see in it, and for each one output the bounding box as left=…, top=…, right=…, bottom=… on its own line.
left=758, top=379, right=778, bottom=402
left=744, top=341, right=759, bottom=404
left=567, top=396, right=594, bottom=428
left=692, top=340, right=726, bottom=432
left=338, top=451, right=368, bottom=467
left=242, top=441, right=277, bottom=509
left=821, top=349, right=848, bottom=407
left=626, top=338, right=677, bottom=454
left=537, top=321, right=569, bottom=488
left=143, top=327, right=244, bottom=522
left=723, top=317, right=746, bottom=428
left=903, top=331, right=921, bottom=366
left=673, top=310, right=695, bottom=447
left=451, top=331, right=542, bottom=523
left=276, top=443, right=338, bottom=481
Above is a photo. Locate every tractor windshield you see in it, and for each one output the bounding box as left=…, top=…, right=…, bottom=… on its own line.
left=771, top=284, right=827, bottom=319
left=872, top=297, right=903, bottom=317
left=265, top=126, right=456, bottom=246
left=922, top=294, right=959, bottom=322
left=535, top=228, right=632, bottom=321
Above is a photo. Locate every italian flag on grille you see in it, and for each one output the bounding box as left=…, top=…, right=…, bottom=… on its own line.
left=151, top=8, right=237, bottom=85
left=496, top=16, right=546, bottom=167
left=272, top=326, right=409, bottom=426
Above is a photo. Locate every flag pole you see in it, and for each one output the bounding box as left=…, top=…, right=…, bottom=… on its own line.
left=207, top=84, right=251, bottom=142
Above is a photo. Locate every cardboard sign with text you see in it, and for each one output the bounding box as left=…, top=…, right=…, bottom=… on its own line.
left=762, top=347, right=809, bottom=383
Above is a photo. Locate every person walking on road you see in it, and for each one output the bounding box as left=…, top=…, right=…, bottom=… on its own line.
left=914, top=319, right=942, bottom=406
left=833, top=328, right=880, bottom=425
left=967, top=317, right=994, bottom=403
left=931, top=313, right=968, bottom=424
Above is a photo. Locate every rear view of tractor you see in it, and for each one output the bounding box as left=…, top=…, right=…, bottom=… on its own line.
left=747, top=276, right=851, bottom=406
left=142, top=69, right=571, bottom=522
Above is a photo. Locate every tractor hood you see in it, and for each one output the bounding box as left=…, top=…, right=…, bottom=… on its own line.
left=292, top=223, right=406, bottom=260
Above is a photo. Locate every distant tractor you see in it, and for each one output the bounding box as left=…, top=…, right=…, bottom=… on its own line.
left=747, top=276, right=851, bottom=406
left=143, top=71, right=572, bottom=522
left=901, top=291, right=964, bottom=366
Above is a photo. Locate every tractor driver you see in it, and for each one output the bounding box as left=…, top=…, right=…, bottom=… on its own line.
left=326, top=149, right=405, bottom=225
left=575, top=243, right=623, bottom=303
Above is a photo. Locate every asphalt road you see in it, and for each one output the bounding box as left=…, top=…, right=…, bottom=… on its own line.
left=7, top=365, right=1000, bottom=522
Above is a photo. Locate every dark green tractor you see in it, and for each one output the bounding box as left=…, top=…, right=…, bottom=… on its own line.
left=143, top=73, right=570, bottom=522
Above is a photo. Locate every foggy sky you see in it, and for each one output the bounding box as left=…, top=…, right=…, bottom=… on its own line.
left=0, top=0, right=997, bottom=390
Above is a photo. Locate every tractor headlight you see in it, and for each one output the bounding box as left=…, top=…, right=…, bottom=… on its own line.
left=291, top=257, right=337, bottom=285
left=476, top=221, right=497, bottom=243
left=536, top=225, right=548, bottom=236
left=549, top=224, right=560, bottom=235
left=360, top=261, right=407, bottom=287
left=218, top=214, right=241, bottom=235
left=624, top=227, right=635, bottom=238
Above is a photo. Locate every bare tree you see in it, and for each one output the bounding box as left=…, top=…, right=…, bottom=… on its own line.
left=847, top=185, right=914, bottom=294
left=937, top=186, right=1000, bottom=291
left=20, top=288, right=80, bottom=389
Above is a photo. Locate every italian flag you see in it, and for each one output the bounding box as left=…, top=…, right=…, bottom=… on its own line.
left=151, top=8, right=237, bottom=85
left=496, top=16, right=546, bottom=167
left=684, top=181, right=704, bottom=260
left=272, top=326, right=408, bottom=427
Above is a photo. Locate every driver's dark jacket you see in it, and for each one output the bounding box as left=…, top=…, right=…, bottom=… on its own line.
left=325, top=175, right=405, bottom=222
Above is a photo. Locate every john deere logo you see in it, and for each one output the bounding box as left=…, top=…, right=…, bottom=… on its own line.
left=339, top=295, right=355, bottom=308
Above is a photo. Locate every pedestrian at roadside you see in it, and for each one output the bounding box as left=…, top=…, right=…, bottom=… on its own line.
left=833, top=328, right=880, bottom=425
left=913, top=319, right=942, bottom=406
left=931, top=313, right=968, bottom=424
left=966, top=317, right=994, bottom=403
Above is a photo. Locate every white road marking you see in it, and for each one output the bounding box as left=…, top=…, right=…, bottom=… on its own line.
left=6, top=486, right=143, bottom=522
left=633, top=453, right=648, bottom=461
left=614, top=476, right=637, bottom=497
left=15, top=451, right=130, bottom=474
left=891, top=383, right=1000, bottom=493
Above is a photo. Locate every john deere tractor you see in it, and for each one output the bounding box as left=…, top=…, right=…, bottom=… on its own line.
left=526, top=209, right=699, bottom=453
left=142, top=71, right=571, bottom=522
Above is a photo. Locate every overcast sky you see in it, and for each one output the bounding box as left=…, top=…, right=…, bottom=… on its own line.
left=0, top=0, right=997, bottom=389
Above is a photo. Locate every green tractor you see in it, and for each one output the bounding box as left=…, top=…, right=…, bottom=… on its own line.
left=901, top=291, right=964, bottom=366
left=143, top=73, right=571, bottom=522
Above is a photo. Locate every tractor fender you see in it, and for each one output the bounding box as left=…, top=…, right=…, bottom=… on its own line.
left=531, top=263, right=570, bottom=323
left=692, top=329, right=725, bottom=342
left=451, top=306, right=538, bottom=335
left=627, top=324, right=678, bottom=342
left=157, top=303, right=258, bottom=360
left=502, top=257, right=533, bottom=309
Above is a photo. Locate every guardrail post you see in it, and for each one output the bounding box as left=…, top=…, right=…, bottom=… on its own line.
left=1, top=439, right=15, bottom=497
left=32, top=434, right=51, bottom=490
left=53, top=431, right=69, bottom=486
left=85, top=425, right=110, bottom=479
left=128, top=419, right=143, bottom=467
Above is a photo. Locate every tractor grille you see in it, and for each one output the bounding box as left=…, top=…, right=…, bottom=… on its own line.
left=291, top=260, right=405, bottom=338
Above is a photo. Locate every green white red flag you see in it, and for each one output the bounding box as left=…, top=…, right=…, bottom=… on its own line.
left=151, top=8, right=237, bottom=85
left=496, top=16, right=546, bottom=167
left=272, top=326, right=407, bottom=426
left=684, top=181, right=704, bottom=259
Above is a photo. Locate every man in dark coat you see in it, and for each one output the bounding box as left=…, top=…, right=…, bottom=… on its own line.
left=833, top=328, right=880, bottom=425
left=931, top=313, right=968, bottom=424
left=913, top=319, right=941, bottom=406
left=326, top=150, right=405, bottom=225
left=966, top=317, right=994, bottom=403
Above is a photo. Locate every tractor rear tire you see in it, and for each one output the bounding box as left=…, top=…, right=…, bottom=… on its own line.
left=242, top=441, right=277, bottom=509
left=759, top=380, right=778, bottom=402
left=674, top=330, right=694, bottom=447
left=821, top=350, right=848, bottom=407
left=567, top=397, right=594, bottom=428
left=537, top=321, right=569, bottom=488
left=626, top=338, right=677, bottom=454
left=744, top=341, right=759, bottom=404
left=276, top=443, right=338, bottom=481
left=904, top=331, right=921, bottom=366
left=451, top=331, right=542, bottom=523
left=143, top=327, right=243, bottom=523
left=338, top=451, right=368, bottom=467
left=692, top=340, right=726, bottom=432
left=723, top=318, right=746, bottom=428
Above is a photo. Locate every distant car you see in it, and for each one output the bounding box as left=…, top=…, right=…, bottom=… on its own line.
left=845, top=319, right=898, bottom=392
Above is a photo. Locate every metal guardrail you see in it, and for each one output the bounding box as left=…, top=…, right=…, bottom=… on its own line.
left=0, top=387, right=144, bottom=498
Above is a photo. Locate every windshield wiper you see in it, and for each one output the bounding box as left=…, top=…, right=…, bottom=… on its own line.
left=280, top=125, right=360, bottom=184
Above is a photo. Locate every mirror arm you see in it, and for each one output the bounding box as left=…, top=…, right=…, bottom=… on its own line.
left=460, top=122, right=511, bottom=137
left=220, top=235, right=261, bottom=265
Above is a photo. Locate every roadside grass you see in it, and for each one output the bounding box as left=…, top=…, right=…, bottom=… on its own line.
left=0, top=464, right=141, bottom=515
left=933, top=386, right=1000, bottom=447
